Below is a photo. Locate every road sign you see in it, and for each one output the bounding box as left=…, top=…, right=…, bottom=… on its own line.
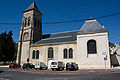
left=102, top=52, right=107, bottom=55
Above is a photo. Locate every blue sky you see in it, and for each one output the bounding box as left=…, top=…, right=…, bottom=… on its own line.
left=0, top=0, right=120, bottom=44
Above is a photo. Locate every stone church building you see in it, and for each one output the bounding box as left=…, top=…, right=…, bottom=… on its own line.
left=16, top=1, right=111, bottom=69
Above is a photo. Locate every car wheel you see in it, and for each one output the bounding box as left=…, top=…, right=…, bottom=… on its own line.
left=45, top=67, right=47, bottom=70
left=40, top=67, right=42, bottom=70
left=66, top=69, right=68, bottom=71
left=35, top=68, right=37, bottom=70
left=52, top=69, right=54, bottom=71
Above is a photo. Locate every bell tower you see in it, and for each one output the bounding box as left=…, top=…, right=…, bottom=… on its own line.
left=16, top=1, right=42, bottom=64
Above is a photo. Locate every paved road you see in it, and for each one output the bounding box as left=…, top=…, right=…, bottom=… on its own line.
left=0, top=69, right=120, bottom=80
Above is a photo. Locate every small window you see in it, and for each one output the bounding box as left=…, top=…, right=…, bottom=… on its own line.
left=28, top=17, right=31, bottom=26
left=48, top=47, right=53, bottom=58
left=32, top=50, right=35, bottom=59
left=69, top=48, right=73, bottom=58
left=25, top=18, right=27, bottom=27
left=63, top=49, right=67, bottom=59
left=87, top=40, right=97, bottom=54
left=36, top=50, right=39, bottom=59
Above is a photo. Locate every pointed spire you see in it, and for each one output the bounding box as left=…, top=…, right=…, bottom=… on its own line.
left=24, top=1, right=41, bottom=13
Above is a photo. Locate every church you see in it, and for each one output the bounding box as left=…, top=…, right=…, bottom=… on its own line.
left=16, top=1, right=111, bottom=69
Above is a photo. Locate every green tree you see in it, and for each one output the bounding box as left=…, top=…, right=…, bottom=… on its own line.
left=0, top=31, right=16, bottom=62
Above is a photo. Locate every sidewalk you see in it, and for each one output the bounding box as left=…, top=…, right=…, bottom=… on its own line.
left=0, top=67, right=120, bottom=74
left=0, top=65, right=9, bottom=68
left=113, top=66, right=120, bottom=69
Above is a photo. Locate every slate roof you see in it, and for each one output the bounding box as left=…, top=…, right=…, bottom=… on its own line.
left=31, top=19, right=107, bottom=46
left=32, top=31, right=78, bottom=46
left=79, top=19, right=105, bottom=33
left=24, top=1, right=41, bottom=13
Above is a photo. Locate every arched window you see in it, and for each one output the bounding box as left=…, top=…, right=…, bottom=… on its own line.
left=48, top=47, right=53, bottom=58
left=87, top=40, right=97, bottom=54
left=23, top=32, right=29, bottom=41
left=32, top=50, right=35, bottom=59
left=63, top=49, right=67, bottom=59
left=28, top=17, right=31, bottom=26
left=36, top=50, right=39, bottom=59
left=69, top=48, right=73, bottom=58
left=25, top=18, right=27, bottom=27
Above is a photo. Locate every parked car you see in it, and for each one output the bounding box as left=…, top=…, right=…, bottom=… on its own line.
left=66, top=62, right=79, bottom=71
left=50, top=61, right=65, bottom=71
left=9, top=63, right=21, bottom=68
left=34, top=62, right=47, bottom=70
left=22, top=63, right=34, bottom=69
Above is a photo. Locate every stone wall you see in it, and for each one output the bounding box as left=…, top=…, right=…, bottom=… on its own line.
left=30, top=42, right=77, bottom=69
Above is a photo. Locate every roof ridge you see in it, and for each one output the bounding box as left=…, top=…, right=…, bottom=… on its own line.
left=41, top=36, right=72, bottom=41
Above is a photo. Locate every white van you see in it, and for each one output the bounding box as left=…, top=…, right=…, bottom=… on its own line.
left=34, top=62, right=47, bottom=70
left=50, top=61, right=65, bottom=71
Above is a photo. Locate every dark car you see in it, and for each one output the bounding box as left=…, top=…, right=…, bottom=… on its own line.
left=66, top=62, right=79, bottom=71
left=22, top=63, right=34, bottom=69
left=9, top=63, right=21, bottom=68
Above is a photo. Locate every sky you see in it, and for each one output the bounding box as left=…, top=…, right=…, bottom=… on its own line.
left=0, top=0, right=120, bottom=44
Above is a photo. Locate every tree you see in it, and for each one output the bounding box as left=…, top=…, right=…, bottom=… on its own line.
left=0, top=31, right=16, bottom=62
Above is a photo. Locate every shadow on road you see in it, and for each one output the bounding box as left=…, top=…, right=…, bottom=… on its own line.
left=0, top=70, right=4, bottom=73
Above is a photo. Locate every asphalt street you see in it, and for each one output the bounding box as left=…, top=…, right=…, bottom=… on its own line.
left=0, top=69, right=120, bottom=80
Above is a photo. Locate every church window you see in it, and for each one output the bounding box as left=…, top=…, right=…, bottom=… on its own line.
left=69, top=48, right=73, bottom=58
left=25, top=18, right=27, bottom=27
left=28, top=17, right=31, bottom=26
left=36, top=50, right=39, bottom=59
left=23, top=32, right=29, bottom=41
left=87, top=40, right=97, bottom=54
left=32, top=50, right=35, bottom=59
left=48, top=47, right=53, bottom=58
left=63, top=49, right=67, bottom=59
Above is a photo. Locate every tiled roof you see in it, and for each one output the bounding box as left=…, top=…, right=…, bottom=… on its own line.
left=79, top=19, right=105, bottom=33
left=31, top=31, right=78, bottom=46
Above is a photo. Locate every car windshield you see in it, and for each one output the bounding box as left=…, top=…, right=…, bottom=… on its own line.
left=66, top=63, right=72, bottom=66
left=51, top=62, right=57, bottom=65
left=35, top=62, right=37, bottom=65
